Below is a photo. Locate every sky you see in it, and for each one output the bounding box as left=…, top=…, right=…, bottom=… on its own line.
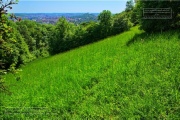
left=8, top=0, right=128, bottom=13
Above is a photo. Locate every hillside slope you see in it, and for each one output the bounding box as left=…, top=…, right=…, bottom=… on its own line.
left=1, top=27, right=180, bottom=119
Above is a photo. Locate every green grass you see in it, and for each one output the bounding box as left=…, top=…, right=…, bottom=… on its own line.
left=1, top=26, right=180, bottom=119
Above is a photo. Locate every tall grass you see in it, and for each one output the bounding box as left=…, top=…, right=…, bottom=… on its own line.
left=1, top=26, right=180, bottom=119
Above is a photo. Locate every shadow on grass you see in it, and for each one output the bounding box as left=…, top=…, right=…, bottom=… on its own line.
left=126, top=28, right=180, bottom=47
left=126, top=32, right=149, bottom=47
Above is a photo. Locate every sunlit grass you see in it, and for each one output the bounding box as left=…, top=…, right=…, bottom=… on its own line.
left=1, top=27, right=180, bottom=119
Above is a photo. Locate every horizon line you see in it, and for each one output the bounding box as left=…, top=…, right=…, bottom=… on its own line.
left=10, top=12, right=121, bottom=14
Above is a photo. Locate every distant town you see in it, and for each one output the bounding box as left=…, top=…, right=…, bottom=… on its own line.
left=14, top=13, right=99, bottom=24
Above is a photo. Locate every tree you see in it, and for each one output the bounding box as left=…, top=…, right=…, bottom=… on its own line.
left=98, top=10, right=112, bottom=38
left=82, top=21, right=101, bottom=43
left=112, top=12, right=131, bottom=35
left=49, top=17, right=76, bottom=54
left=130, top=6, right=138, bottom=26
left=136, top=0, right=180, bottom=32
left=73, top=24, right=86, bottom=46
left=0, top=0, right=19, bottom=94
left=125, top=0, right=134, bottom=12
left=1, top=20, right=31, bottom=69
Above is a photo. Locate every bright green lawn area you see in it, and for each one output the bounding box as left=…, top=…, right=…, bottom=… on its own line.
left=1, top=26, right=180, bottom=119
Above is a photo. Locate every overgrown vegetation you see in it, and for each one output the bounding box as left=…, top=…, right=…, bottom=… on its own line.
left=0, top=0, right=20, bottom=96
left=134, top=0, right=180, bottom=32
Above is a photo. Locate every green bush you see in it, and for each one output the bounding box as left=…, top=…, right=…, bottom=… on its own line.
left=112, top=12, right=131, bottom=35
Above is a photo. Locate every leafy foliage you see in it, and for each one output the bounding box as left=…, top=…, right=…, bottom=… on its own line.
left=83, top=22, right=101, bottom=43
left=98, top=10, right=112, bottom=38
left=16, top=20, right=50, bottom=58
left=49, top=17, right=76, bottom=54
left=135, top=0, right=180, bottom=32
left=125, top=0, right=134, bottom=12
left=0, top=0, right=20, bottom=94
left=112, top=12, right=131, bottom=35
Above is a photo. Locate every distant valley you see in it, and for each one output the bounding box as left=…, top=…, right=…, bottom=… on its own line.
left=14, top=13, right=99, bottom=24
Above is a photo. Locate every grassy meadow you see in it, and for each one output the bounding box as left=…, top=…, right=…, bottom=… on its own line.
left=1, top=26, right=180, bottom=119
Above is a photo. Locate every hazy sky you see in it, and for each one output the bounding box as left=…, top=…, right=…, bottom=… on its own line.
left=9, top=0, right=128, bottom=13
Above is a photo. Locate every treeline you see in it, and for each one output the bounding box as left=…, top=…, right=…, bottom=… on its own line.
left=1, top=10, right=132, bottom=70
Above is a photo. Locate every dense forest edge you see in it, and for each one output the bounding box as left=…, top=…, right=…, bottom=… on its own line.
left=0, top=0, right=180, bottom=119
